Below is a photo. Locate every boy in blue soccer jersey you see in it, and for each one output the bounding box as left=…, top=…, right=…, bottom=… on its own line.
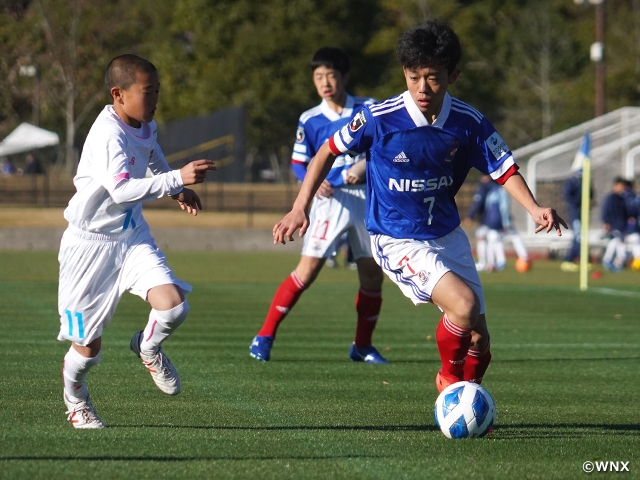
left=273, top=22, right=566, bottom=391
left=250, top=47, right=387, bottom=363
left=466, top=175, right=529, bottom=271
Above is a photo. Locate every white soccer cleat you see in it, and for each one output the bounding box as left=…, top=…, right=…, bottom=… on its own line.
left=130, top=331, right=181, bottom=396
left=64, top=391, right=106, bottom=429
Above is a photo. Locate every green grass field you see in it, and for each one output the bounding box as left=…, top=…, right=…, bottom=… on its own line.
left=1, top=251, right=639, bottom=479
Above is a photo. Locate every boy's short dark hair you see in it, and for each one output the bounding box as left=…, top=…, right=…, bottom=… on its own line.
left=105, top=54, right=157, bottom=92
left=310, top=47, right=350, bottom=75
left=397, top=20, right=462, bottom=73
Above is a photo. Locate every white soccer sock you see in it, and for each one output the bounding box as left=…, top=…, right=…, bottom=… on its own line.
left=603, top=238, right=621, bottom=264
left=486, top=229, right=504, bottom=267
left=511, top=235, right=529, bottom=261
left=139, top=301, right=190, bottom=356
left=476, top=239, right=487, bottom=267
left=63, top=347, right=101, bottom=403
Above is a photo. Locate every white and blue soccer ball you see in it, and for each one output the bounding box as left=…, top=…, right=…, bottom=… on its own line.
left=434, top=381, right=496, bottom=439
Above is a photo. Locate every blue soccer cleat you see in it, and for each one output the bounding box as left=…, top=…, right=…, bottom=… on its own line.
left=250, top=335, right=273, bottom=362
left=349, top=343, right=389, bottom=364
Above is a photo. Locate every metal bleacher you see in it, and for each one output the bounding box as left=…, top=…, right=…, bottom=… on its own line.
left=510, top=107, right=640, bottom=255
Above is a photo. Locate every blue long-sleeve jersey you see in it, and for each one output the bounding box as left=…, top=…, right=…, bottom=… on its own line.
left=601, top=192, right=628, bottom=233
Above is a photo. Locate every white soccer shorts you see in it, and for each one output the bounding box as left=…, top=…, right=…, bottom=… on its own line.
left=57, top=223, right=191, bottom=345
left=371, top=226, right=485, bottom=313
left=301, top=185, right=372, bottom=260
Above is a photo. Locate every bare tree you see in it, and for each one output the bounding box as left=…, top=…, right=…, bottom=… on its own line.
left=32, top=0, right=140, bottom=174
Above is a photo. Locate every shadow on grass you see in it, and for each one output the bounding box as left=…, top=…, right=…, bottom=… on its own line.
left=491, top=423, right=640, bottom=439
left=377, top=356, right=640, bottom=364
left=81, top=423, right=640, bottom=442
left=106, top=423, right=440, bottom=432
left=0, top=454, right=384, bottom=462
left=497, top=356, right=640, bottom=364
left=270, top=356, right=640, bottom=364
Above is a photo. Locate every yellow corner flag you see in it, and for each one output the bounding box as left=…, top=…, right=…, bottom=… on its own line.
left=577, top=132, right=592, bottom=291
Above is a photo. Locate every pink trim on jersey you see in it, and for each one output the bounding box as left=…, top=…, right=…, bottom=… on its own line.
left=291, top=159, right=305, bottom=165
left=328, top=135, right=342, bottom=156
left=494, top=164, right=519, bottom=185
left=113, top=172, right=130, bottom=184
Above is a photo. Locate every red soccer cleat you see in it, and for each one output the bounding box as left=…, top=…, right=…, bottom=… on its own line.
left=435, top=370, right=457, bottom=393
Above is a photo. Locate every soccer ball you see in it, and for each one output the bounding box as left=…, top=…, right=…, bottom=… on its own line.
left=434, top=381, right=496, bottom=439
left=515, top=258, right=532, bottom=273
left=631, top=258, right=640, bottom=271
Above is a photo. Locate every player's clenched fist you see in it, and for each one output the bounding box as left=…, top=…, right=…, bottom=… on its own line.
left=180, top=159, right=216, bottom=185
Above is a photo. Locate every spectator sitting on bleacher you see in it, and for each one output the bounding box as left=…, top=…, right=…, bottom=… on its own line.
left=1, top=156, right=16, bottom=175
left=622, top=179, right=640, bottom=270
left=23, top=153, right=44, bottom=175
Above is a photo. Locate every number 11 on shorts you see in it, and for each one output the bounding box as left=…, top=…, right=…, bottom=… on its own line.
left=65, top=310, right=85, bottom=339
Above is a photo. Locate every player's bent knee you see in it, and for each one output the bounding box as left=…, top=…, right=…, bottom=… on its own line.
left=356, top=258, right=384, bottom=287
left=160, top=300, right=190, bottom=327
left=448, top=296, right=481, bottom=330
left=73, top=337, right=102, bottom=358
left=148, top=283, right=185, bottom=311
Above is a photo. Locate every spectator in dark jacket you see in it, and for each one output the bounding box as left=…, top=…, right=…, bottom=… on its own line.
left=601, top=177, right=630, bottom=271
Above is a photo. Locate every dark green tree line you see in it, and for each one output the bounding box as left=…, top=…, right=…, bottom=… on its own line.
left=1, top=0, right=639, bottom=179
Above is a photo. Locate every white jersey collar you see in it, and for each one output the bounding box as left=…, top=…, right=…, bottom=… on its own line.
left=402, top=91, right=452, bottom=128
left=106, top=105, right=152, bottom=139
left=321, top=94, right=354, bottom=122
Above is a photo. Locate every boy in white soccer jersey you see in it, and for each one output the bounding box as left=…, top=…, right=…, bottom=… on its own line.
left=58, top=54, right=215, bottom=428
left=273, top=22, right=567, bottom=392
left=250, top=47, right=387, bottom=363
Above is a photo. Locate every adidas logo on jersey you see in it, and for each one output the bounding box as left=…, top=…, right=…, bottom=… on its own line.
left=393, top=151, right=410, bottom=163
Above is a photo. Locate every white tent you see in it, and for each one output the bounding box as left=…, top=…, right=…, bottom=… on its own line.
left=0, top=123, right=59, bottom=156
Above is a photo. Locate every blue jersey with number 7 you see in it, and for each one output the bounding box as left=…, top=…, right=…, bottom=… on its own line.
left=329, top=91, right=519, bottom=240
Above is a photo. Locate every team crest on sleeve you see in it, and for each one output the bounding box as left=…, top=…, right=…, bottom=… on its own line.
left=296, top=126, right=305, bottom=143
left=486, top=132, right=508, bottom=160
left=349, top=110, right=367, bottom=133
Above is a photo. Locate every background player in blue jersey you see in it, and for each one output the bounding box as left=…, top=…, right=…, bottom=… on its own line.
left=466, top=175, right=529, bottom=271
left=272, top=22, right=566, bottom=391
left=250, top=47, right=387, bottom=363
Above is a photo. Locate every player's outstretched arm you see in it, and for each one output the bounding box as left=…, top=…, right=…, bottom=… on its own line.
left=502, top=172, right=568, bottom=236
left=273, top=142, right=337, bottom=245
left=171, top=188, right=202, bottom=216
left=180, top=160, right=216, bottom=186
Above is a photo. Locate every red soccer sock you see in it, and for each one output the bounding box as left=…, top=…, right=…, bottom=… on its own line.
left=464, top=339, right=492, bottom=384
left=354, top=288, right=382, bottom=348
left=435, top=314, right=472, bottom=382
left=257, top=271, right=307, bottom=338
